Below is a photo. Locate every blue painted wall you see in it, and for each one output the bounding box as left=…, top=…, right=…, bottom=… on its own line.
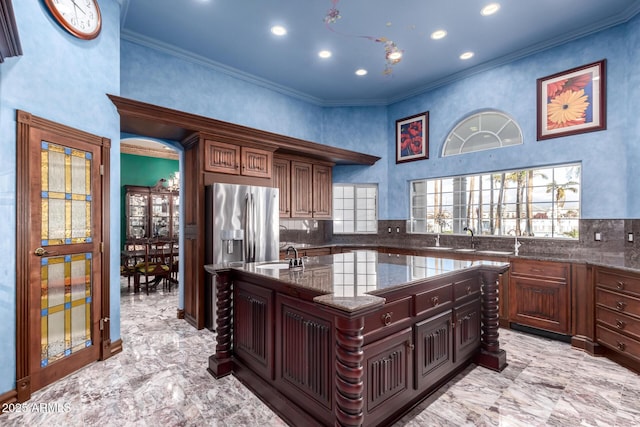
left=386, top=19, right=635, bottom=220
left=0, top=1, right=121, bottom=395
left=120, top=40, right=323, bottom=143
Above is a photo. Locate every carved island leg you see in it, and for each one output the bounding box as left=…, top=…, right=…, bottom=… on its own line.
left=474, top=269, right=508, bottom=372
left=208, top=270, right=234, bottom=378
left=335, top=316, right=365, bottom=427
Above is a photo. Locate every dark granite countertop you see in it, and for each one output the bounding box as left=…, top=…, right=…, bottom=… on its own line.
left=279, top=242, right=640, bottom=274
left=205, top=250, right=509, bottom=312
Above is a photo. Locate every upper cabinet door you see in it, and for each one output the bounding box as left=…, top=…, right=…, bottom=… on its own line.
left=204, top=140, right=240, bottom=174
left=241, top=147, right=272, bottom=179
left=291, top=160, right=313, bottom=218
left=273, top=157, right=291, bottom=217
left=312, top=164, right=332, bottom=218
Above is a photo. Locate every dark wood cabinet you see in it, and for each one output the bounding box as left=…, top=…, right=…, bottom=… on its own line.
left=273, top=156, right=291, bottom=216
left=454, top=299, right=481, bottom=363
left=362, top=328, right=413, bottom=425
left=291, top=160, right=313, bottom=217
left=277, top=156, right=333, bottom=218
left=414, top=310, right=453, bottom=390
left=509, top=259, right=570, bottom=334
left=595, top=267, right=640, bottom=366
left=124, top=182, right=179, bottom=242
left=204, top=139, right=272, bottom=178
left=312, top=164, right=332, bottom=218
left=234, top=280, right=274, bottom=381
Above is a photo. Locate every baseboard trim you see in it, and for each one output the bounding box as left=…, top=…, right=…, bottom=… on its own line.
left=0, top=388, right=18, bottom=406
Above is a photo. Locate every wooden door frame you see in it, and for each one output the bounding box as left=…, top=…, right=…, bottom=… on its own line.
left=15, top=110, right=112, bottom=402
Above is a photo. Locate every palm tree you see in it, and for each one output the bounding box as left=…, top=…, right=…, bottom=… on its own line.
left=546, top=180, right=579, bottom=230
left=493, top=173, right=506, bottom=234
left=505, top=171, right=526, bottom=235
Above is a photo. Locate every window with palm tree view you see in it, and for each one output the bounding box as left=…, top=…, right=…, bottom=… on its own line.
left=409, top=163, right=580, bottom=238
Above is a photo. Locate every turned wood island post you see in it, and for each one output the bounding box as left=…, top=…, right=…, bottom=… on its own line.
left=205, top=251, right=509, bottom=427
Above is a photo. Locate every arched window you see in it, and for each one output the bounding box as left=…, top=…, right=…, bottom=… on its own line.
left=442, top=110, right=523, bottom=156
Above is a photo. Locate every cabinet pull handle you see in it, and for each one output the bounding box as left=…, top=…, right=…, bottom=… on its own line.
left=466, top=285, right=472, bottom=295
left=616, top=319, right=626, bottom=329
left=431, top=296, right=439, bottom=306
left=530, top=268, right=543, bottom=273
left=381, top=312, right=392, bottom=326
left=405, top=340, right=415, bottom=351
left=616, top=301, right=626, bottom=311
left=617, top=341, right=626, bottom=351
left=616, top=281, right=625, bottom=290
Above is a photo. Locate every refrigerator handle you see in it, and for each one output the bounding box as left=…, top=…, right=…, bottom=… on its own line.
left=244, top=194, right=251, bottom=262
left=250, top=193, right=256, bottom=261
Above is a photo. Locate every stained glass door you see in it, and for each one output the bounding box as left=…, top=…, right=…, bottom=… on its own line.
left=29, top=133, right=102, bottom=391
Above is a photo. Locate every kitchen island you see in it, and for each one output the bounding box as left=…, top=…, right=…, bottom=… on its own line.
left=205, top=250, right=509, bottom=427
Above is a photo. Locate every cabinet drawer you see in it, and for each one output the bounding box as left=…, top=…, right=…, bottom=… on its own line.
left=597, top=270, right=640, bottom=297
left=510, top=260, right=569, bottom=281
left=596, top=325, right=640, bottom=362
left=364, top=297, right=412, bottom=337
left=414, top=284, right=453, bottom=317
left=596, top=288, right=640, bottom=318
left=596, top=307, right=640, bottom=341
left=453, top=277, right=480, bottom=301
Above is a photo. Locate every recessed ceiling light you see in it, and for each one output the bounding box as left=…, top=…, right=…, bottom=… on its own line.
left=355, top=68, right=368, bottom=76
left=318, top=50, right=332, bottom=59
left=460, top=51, right=474, bottom=60
left=270, top=25, right=287, bottom=36
left=430, top=30, right=447, bottom=40
left=481, top=3, right=501, bottom=16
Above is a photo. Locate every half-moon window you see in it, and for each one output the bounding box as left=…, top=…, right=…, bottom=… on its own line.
left=442, top=110, right=523, bottom=156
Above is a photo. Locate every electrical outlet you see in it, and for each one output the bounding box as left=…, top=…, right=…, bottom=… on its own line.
left=594, top=232, right=601, bottom=241
left=388, top=227, right=392, bottom=233
left=396, top=226, right=400, bottom=233
left=628, top=232, right=634, bottom=243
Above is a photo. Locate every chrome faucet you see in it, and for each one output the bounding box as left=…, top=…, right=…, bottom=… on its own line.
left=463, top=227, right=475, bottom=248
left=285, top=246, right=303, bottom=269
left=435, top=234, right=440, bottom=247
left=514, top=237, right=522, bottom=256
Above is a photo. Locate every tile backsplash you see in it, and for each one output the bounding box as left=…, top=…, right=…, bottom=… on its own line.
left=279, top=218, right=640, bottom=261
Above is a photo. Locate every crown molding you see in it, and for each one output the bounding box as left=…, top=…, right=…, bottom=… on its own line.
left=120, top=142, right=178, bottom=160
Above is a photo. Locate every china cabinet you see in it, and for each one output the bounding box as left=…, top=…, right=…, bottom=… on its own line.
left=124, top=180, right=179, bottom=242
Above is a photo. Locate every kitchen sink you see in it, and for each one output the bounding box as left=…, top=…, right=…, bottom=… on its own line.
left=256, top=262, right=291, bottom=270
left=476, top=250, right=513, bottom=256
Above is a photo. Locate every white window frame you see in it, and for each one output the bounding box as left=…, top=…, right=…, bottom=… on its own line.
left=333, top=183, right=378, bottom=234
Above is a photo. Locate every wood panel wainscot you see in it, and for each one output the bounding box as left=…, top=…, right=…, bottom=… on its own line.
left=206, top=253, right=509, bottom=427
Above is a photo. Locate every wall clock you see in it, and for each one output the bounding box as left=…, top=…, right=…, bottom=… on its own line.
left=44, top=0, right=102, bottom=40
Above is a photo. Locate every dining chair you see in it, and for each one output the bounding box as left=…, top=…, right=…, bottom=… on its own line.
left=134, top=241, right=171, bottom=294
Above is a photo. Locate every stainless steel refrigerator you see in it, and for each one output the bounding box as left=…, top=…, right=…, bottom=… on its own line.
left=205, top=183, right=279, bottom=329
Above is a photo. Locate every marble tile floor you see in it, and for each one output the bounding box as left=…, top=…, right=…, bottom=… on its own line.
left=2, top=278, right=640, bottom=427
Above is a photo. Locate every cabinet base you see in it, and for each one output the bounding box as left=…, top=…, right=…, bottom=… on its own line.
left=207, top=354, right=233, bottom=379
left=474, top=349, right=508, bottom=372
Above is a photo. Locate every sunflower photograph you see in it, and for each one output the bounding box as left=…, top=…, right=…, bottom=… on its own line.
left=537, top=60, right=606, bottom=140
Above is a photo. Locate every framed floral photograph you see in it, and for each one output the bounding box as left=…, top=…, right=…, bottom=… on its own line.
left=537, top=59, right=606, bottom=140
left=396, top=111, right=429, bottom=163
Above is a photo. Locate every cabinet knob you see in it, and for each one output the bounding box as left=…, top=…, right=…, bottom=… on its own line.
left=616, top=301, right=626, bottom=311
left=616, top=281, right=625, bottom=290
left=466, top=285, right=472, bottom=295
left=431, top=296, right=439, bottom=306
left=616, top=319, right=626, bottom=330
left=405, top=340, right=415, bottom=351
left=381, top=312, right=392, bottom=326
left=617, top=341, right=626, bottom=352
